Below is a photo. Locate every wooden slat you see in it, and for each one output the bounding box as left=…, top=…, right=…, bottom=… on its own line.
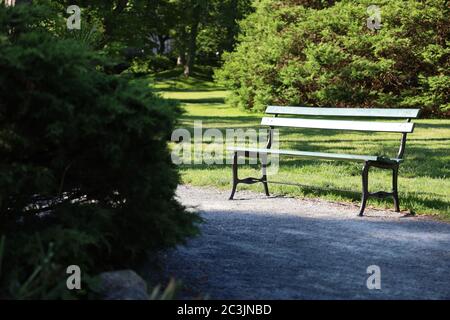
left=261, top=117, right=414, bottom=133
left=266, top=106, right=421, bottom=119
left=227, top=147, right=402, bottom=163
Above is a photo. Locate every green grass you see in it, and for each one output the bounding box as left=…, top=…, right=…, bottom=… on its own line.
left=149, top=73, right=450, bottom=219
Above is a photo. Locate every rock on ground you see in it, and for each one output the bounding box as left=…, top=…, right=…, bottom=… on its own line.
left=99, top=270, right=149, bottom=300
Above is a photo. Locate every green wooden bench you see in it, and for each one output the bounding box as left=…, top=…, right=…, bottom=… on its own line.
left=227, top=106, right=421, bottom=216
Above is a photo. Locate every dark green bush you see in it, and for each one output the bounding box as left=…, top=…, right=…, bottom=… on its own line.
left=148, top=54, right=176, bottom=73
left=0, top=4, right=200, bottom=299
left=129, top=54, right=175, bottom=75
left=217, top=0, right=449, bottom=116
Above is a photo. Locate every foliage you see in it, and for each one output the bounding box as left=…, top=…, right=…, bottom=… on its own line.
left=145, top=54, right=175, bottom=72
left=47, top=0, right=253, bottom=76
left=147, top=54, right=176, bottom=72
left=217, top=0, right=450, bottom=115
left=149, top=278, right=180, bottom=300
left=190, top=0, right=254, bottom=64
left=130, top=54, right=176, bottom=75
left=0, top=234, right=101, bottom=299
left=0, top=4, right=200, bottom=299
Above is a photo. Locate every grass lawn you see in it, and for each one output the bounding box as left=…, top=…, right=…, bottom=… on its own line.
left=147, top=73, right=450, bottom=219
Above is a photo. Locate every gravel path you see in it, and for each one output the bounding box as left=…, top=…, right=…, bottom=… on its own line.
left=154, top=185, right=450, bottom=300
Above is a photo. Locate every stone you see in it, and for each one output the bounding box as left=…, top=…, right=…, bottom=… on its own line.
left=98, top=270, right=149, bottom=300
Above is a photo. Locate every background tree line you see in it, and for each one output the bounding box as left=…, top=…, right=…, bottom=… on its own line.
left=217, top=0, right=449, bottom=116
left=49, top=0, right=253, bottom=77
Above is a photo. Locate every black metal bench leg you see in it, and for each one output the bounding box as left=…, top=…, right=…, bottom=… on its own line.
left=392, top=166, right=400, bottom=212
left=261, top=166, right=270, bottom=197
left=262, top=172, right=270, bottom=196
left=229, top=152, right=238, bottom=200
left=359, top=162, right=370, bottom=216
left=261, top=154, right=270, bottom=196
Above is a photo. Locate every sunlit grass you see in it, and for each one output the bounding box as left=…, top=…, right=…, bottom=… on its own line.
left=153, top=75, right=450, bottom=219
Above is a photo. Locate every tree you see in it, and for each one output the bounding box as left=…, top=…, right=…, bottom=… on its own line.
left=47, top=0, right=253, bottom=75
left=195, top=0, right=253, bottom=65
left=170, top=0, right=253, bottom=76
left=217, top=0, right=450, bottom=115
left=0, top=3, right=200, bottom=298
left=168, top=0, right=209, bottom=76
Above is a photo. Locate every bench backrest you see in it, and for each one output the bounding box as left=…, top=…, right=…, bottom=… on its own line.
left=266, top=106, right=420, bottom=119
left=263, top=106, right=420, bottom=133
left=263, top=106, right=421, bottom=158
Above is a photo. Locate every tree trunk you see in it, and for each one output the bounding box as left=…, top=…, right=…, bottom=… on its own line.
left=157, top=35, right=168, bottom=54
left=177, top=54, right=186, bottom=66
left=184, top=19, right=199, bottom=78
left=183, top=63, right=191, bottom=78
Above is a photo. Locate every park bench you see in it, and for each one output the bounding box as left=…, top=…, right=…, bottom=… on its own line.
left=227, top=106, right=421, bottom=216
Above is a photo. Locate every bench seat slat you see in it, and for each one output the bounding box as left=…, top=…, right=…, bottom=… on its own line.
left=261, top=117, right=414, bottom=133
left=266, top=106, right=421, bottom=119
left=227, top=147, right=403, bottom=163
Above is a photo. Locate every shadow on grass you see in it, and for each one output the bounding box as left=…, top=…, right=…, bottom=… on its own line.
left=180, top=159, right=450, bottom=216
left=169, top=81, right=449, bottom=216
left=260, top=145, right=450, bottom=180
left=157, top=87, right=227, bottom=93
left=414, top=122, right=450, bottom=130
left=169, top=97, right=226, bottom=104
left=175, top=117, right=450, bottom=180
left=180, top=115, right=261, bottom=125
